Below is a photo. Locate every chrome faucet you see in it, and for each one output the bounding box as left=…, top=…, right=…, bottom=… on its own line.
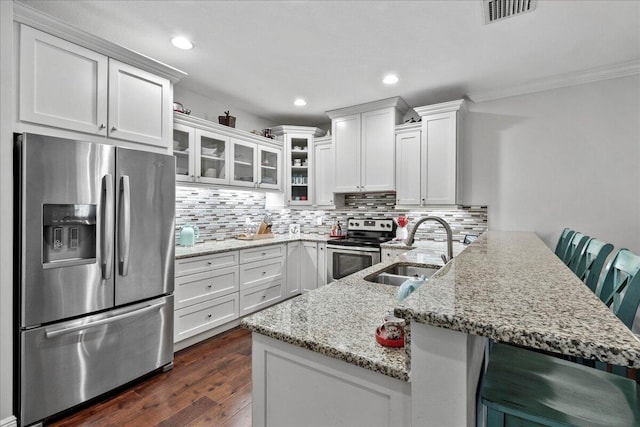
left=403, top=216, right=454, bottom=263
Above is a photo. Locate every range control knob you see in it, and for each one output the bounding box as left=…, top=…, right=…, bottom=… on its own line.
left=355, top=222, right=360, bottom=226
left=386, top=224, right=391, bottom=228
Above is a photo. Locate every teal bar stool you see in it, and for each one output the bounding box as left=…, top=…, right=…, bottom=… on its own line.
left=481, top=343, right=640, bottom=427
left=562, top=232, right=590, bottom=267
left=596, top=249, right=640, bottom=312
left=571, top=238, right=614, bottom=293
left=554, top=228, right=575, bottom=260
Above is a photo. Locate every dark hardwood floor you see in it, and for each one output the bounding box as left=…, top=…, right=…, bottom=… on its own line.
left=49, top=327, right=252, bottom=427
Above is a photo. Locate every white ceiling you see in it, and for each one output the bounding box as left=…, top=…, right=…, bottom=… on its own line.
left=20, top=0, right=640, bottom=126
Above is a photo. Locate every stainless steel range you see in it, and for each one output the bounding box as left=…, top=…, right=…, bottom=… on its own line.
left=326, top=218, right=396, bottom=282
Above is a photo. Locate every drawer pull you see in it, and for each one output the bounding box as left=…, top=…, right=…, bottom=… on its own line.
left=207, top=284, right=213, bottom=289
left=262, top=295, right=266, bottom=300
left=207, top=261, right=213, bottom=265
left=262, top=271, right=266, bottom=275
left=207, top=314, right=212, bottom=318
left=261, top=252, right=266, bottom=256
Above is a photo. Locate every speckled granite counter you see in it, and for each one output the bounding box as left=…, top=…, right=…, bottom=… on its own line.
left=175, top=233, right=339, bottom=259
left=242, top=231, right=640, bottom=381
left=396, top=231, right=640, bottom=368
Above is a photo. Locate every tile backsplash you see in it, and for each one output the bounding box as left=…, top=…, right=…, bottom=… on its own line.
left=176, top=187, right=488, bottom=243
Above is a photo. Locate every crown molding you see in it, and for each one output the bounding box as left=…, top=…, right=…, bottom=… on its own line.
left=467, top=60, right=640, bottom=103
left=269, top=125, right=325, bottom=137
left=326, top=96, right=410, bottom=119
left=13, top=1, right=187, bottom=83
left=414, top=99, right=466, bottom=117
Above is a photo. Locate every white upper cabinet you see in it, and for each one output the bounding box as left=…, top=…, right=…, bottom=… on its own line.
left=107, top=59, right=171, bottom=147
left=395, top=126, right=422, bottom=206
left=314, top=136, right=334, bottom=207
left=230, top=139, right=259, bottom=188
left=16, top=19, right=184, bottom=150
left=19, top=25, right=108, bottom=136
left=270, top=126, right=324, bottom=207
left=395, top=100, right=466, bottom=206
left=328, top=97, right=409, bottom=193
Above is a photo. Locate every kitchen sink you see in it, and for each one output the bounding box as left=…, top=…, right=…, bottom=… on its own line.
left=364, top=264, right=440, bottom=286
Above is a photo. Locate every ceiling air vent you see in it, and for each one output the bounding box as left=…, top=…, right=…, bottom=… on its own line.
left=483, top=0, right=537, bottom=24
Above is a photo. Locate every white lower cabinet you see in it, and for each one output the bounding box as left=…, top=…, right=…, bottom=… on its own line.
left=286, top=242, right=302, bottom=297
left=174, top=293, right=239, bottom=343
left=240, top=281, right=284, bottom=316
left=174, top=251, right=241, bottom=343
left=239, top=246, right=285, bottom=316
left=301, top=242, right=327, bottom=292
left=174, top=241, right=325, bottom=347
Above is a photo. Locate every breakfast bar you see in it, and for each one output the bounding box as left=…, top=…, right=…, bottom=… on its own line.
left=242, top=231, right=640, bottom=427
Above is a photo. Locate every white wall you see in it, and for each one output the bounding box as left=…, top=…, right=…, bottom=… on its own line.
left=173, top=85, right=276, bottom=133
left=0, top=1, right=14, bottom=423
left=464, top=74, right=640, bottom=253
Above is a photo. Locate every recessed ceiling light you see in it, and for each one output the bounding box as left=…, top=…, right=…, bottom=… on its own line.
left=294, top=98, right=307, bottom=107
left=171, top=36, right=194, bottom=50
left=383, top=74, right=399, bottom=85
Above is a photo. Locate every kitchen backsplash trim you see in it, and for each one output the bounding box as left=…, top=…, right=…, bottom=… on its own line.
left=176, top=187, right=487, bottom=244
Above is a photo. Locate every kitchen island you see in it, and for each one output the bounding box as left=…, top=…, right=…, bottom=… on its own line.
left=242, top=231, right=640, bottom=427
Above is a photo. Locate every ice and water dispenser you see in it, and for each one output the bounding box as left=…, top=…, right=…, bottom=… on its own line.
left=42, top=204, right=96, bottom=267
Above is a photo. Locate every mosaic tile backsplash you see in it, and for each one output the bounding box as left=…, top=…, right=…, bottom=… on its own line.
left=176, top=187, right=488, bottom=243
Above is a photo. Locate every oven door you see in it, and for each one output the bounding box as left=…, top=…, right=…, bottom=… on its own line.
left=327, top=245, right=381, bottom=282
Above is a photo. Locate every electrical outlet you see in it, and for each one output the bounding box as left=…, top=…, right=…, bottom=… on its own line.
left=316, top=215, right=323, bottom=226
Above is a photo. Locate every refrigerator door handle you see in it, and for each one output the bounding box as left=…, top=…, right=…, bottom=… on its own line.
left=44, top=301, right=166, bottom=339
left=102, top=174, right=114, bottom=279
left=118, top=175, right=131, bottom=276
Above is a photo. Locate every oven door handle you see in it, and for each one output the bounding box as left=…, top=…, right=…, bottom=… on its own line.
left=326, top=245, right=381, bottom=254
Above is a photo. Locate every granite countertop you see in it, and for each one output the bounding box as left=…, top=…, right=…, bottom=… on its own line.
left=396, top=231, right=640, bottom=368
left=175, top=233, right=340, bottom=259
left=242, top=231, right=640, bottom=381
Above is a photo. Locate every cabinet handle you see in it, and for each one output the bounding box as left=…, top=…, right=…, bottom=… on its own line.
left=99, top=124, right=106, bottom=130
left=262, top=295, right=266, bottom=300
left=208, top=314, right=212, bottom=318
left=111, top=126, right=117, bottom=132
left=262, top=252, right=266, bottom=256
left=207, top=261, right=213, bottom=265
left=207, top=284, right=213, bottom=289
left=262, top=271, right=266, bottom=275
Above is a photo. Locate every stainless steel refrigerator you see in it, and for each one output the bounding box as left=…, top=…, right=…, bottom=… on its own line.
left=15, top=133, right=175, bottom=426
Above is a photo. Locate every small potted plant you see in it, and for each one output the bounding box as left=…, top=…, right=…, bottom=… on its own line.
left=218, top=111, right=236, bottom=128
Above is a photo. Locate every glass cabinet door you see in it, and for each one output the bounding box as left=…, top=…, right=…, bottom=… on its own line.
left=259, top=146, right=281, bottom=190
left=288, top=135, right=313, bottom=205
left=231, top=139, right=257, bottom=187
left=195, top=129, right=229, bottom=184
left=173, top=124, right=195, bottom=182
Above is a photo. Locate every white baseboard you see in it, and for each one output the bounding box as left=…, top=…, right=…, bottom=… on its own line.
left=1, top=415, right=17, bottom=427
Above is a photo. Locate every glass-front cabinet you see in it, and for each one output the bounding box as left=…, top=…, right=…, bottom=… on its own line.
left=173, top=113, right=283, bottom=190
left=259, top=146, right=281, bottom=190
left=173, top=124, right=195, bottom=182
left=196, top=129, right=229, bottom=185
left=289, top=136, right=312, bottom=206
left=231, top=139, right=257, bottom=187
left=173, top=125, right=230, bottom=184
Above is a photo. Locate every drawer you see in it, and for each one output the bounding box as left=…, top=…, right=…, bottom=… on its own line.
left=176, top=251, right=239, bottom=277
left=239, top=281, right=283, bottom=316
left=240, top=258, right=285, bottom=290
left=175, top=265, right=239, bottom=310
left=239, top=244, right=285, bottom=264
left=174, top=293, right=239, bottom=342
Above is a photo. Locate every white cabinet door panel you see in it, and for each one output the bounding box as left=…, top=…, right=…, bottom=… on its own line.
left=301, top=242, right=319, bottom=292
left=361, top=108, right=395, bottom=192
left=108, top=59, right=170, bottom=148
left=395, top=130, right=422, bottom=206
left=423, top=112, right=457, bottom=205
left=333, top=114, right=361, bottom=192
left=286, top=242, right=301, bottom=297
left=314, top=142, right=334, bottom=206
left=19, top=25, right=108, bottom=135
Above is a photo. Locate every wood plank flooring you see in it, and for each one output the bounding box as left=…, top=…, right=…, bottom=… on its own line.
left=49, top=327, right=252, bottom=427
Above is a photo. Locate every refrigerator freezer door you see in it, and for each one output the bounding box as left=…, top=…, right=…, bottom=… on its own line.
left=18, top=134, right=115, bottom=327
left=115, top=148, right=175, bottom=305
left=20, top=295, right=174, bottom=426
